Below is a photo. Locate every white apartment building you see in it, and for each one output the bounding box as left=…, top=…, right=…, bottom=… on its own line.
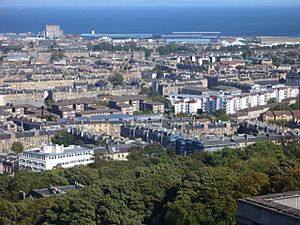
left=170, top=95, right=209, bottom=114
left=19, top=144, right=94, bottom=172
left=169, top=85, right=299, bottom=115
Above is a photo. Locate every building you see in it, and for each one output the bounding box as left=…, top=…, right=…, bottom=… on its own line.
left=29, top=184, right=83, bottom=198
left=0, top=129, right=58, bottom=153
left=237, top=191, right=300, bottom=225
left=68, top=121, right=123, bottom=139
left=141, top=101, right=165, bottom=113
left=95, top=145, right=131, bottom=161
left=181, top=86, right=210, bottom=95
left=161, top=32, right=221, bottom=44
left=81, top=33, right=153, bottom=39
left=169, top=86, right=299, bottom=115
left=286, top=72, right=300, bottom=86
left=19, top=144, right=94, bottom=172
left=0, top=153, right=19, bottom=175
left=263, top=110, right=293, bottom=122
left=45, top=25, right=64, bottom=39
left=108, top=95, right=148, bottom=113
left=263, top=110, right=300, bottom=123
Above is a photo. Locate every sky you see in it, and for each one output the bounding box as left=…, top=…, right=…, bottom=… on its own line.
left=1, top=0, right=300, bottom=7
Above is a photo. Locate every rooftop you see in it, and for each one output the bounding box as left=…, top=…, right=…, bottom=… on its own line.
left=22, top=144, right=93, bottom=157
left=237, top=191, right=300, bottom=225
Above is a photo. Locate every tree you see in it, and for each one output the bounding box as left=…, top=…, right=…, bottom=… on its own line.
left=11, top=141, right=24, bottom=153
left=236, top=172, right=270, bottom=198
left=166, top=147, right=176, bottom=157
left=144, top=144, right=166, bottom=158
left=52, top=130, right=74, bottom=147
left=160, top=167, right=238, bottom=225
left=127, top=145, right=145, bottom=160
left=203, top=148, right=239, bottom=167
left=50, top=51, right=65, bottom=61
left=215, top=109, right=230, bottom=121
left=267, top=98, right=277, bottom=104
left=242, top=141, right=284, bottom=160
left=271, top=166, right=300, bottom=192
left=45, top=99, right=55, bottom=110
left=108, top=74, right=124, bottom=86
left=2, top=140, right=300, bottom=224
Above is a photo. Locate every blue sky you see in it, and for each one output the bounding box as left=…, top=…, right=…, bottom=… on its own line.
left=1, top=0, right=300, bottom=6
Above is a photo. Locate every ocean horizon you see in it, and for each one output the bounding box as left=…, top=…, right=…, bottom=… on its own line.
left=0, top=6, right=300, bottom=37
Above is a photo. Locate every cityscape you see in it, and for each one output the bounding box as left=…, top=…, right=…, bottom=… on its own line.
left=0, top=1, right=300, bottom=225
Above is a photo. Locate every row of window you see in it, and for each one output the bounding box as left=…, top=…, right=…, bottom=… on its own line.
left=59, top=158, right=93, bottom=165
left=23, top=154, right=45, bottom=160
left=20, top=159, right=45, bottom=167
left=48, top=151, right=92, bottom=159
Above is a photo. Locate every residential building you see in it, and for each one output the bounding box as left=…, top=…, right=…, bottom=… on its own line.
left=95, top=145, right=131, bottom=161
left=0, top=153, right=19, bottom=175
left=169, top=86, right=299, bottom=115
left=141, top=101, right=165, bottom=113
left=0, top=129, right=58, bottom=153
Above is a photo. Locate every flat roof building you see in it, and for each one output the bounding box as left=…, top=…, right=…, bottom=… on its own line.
left=237, top=191, right=300, bottom=225
left=162, top=32, right=221, bottom=44
left=19, top=144, right=94, bottom=172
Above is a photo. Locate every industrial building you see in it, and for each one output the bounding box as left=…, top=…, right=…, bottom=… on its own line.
left=45, top=25, right=64, bottom=39
left=161, top=32, right=221, bottom=44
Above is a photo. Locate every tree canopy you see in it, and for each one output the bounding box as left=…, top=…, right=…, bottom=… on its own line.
left=215, top=109, right=231, bottom=121
left=11, top=141, right=24, bottom=153
left=108, top=73, right=124, bottom=86
left=51, top=130, right=74, bottom=147
left=1, top=141, right=300, bottom=224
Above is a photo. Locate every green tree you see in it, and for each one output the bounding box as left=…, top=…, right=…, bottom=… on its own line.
left=160, top=167, right=238, bottom=225
left=267, top=98, right=277, bottom=104
left=203, top=148, right=239, bottom=167
left=52, top=130, right=74, bottom=147
left=1, top=140, right=300, bottom=225
left=50, top=51, right=65, bottom=61
left=11, top=141, right=24, bottom=153
left=236, top=172, right=270, bottom=198
left=45, top=99, right=55, bottom=110
left=108, top=73, right=124, bottom=86
left=127, top=145, right=145, bottom=160
left=144, top=144, right=166, bottom=158
left=215, top=109, right=230, bottom=121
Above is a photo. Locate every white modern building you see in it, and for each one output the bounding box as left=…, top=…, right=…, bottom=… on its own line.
left=169, top=85, right=299, bottom=115
left=19, top=144, right=94, bottom=172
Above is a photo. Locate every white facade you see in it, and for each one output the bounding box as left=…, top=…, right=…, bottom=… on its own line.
left=171, top=95, right=209, bottom=115
left=19, top=144, right=94, bottom=172
left=169, top=85, right=299, bottom=115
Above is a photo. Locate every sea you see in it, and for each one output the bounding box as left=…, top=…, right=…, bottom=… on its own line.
left=0, top=6, right=300, bottom=36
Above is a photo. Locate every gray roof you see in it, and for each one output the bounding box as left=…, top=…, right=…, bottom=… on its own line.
left=31, top=185, right=83, bottom=197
